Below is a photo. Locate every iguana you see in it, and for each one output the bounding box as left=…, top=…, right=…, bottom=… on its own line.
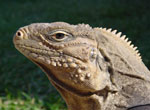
left=13, top=22, right=150, bottom=110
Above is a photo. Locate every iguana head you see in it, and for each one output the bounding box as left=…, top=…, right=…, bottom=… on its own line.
left=13, top=22, right=110, bottom=95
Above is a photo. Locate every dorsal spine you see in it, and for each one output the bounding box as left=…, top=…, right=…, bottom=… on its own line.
left=99, top=27, right=142, bottom=60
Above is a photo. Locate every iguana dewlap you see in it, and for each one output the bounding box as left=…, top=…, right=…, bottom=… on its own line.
left=13, top=22, right=150, bottom=110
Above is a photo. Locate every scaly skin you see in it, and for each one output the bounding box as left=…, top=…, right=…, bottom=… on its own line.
left=13, top=22, right=150, bottom=110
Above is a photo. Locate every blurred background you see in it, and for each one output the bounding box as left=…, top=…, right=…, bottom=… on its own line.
left=0, top=0, right=150, bottom=109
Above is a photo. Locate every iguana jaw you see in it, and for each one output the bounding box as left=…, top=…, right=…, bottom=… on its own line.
left=14, top=43, right=113, bottom=97
left=15, top=43, right=110, bottom=96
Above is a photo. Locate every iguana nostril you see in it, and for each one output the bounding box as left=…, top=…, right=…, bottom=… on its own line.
left=17, top=31, right=21, bottom=36
left=16, top=31, right=24, bottom=40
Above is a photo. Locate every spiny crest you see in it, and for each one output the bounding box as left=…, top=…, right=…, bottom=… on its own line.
left=99, top=27, right=142, bottom=60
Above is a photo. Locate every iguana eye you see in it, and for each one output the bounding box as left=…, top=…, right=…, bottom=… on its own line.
left=54, top=33, right=65, bottom=39
left=50, top=31, right=70, bottom=42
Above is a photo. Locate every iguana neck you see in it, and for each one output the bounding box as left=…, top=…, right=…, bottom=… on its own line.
left=52, top=81, right=102, bottom=110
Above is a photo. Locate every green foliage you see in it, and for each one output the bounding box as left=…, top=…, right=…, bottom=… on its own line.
left=0, top=0, right=150, bottom=109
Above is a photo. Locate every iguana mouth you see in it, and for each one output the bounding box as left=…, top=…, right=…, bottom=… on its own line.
left=15, top=44, right=61, bottom=57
